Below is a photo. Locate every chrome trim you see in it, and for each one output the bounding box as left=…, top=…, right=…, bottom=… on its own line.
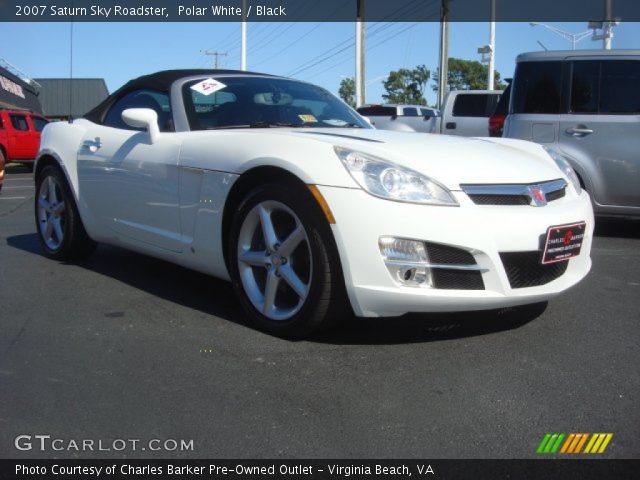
left=383, top=260, right=488, bottom=272
left=461, top=179, right=567, bottom=207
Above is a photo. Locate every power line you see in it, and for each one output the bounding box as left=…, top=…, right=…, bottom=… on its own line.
left=200, top=49, right=228, bottom=68
left=252, top=22, right=324, bottom=69
left=298, top=22, right=423, bottom=81
left=286, top=0, right=433, bottom=77
left=286, top=23, right=397, bottom=76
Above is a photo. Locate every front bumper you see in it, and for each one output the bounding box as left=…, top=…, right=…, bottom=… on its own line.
left=319, top=185, right=594, bottom=317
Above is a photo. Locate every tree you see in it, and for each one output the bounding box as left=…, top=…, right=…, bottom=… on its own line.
left=339, top=77, right=356, bottom=107
left=382, top=65, right=430, bottom=105
left=432, top=58, right=506, bottom=93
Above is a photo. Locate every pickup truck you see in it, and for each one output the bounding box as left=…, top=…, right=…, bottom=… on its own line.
left=0, top=109, right=49, bottom=173
left=356, top=104, right=439, bottom=133
left=358, top=91, right=502, bottom=137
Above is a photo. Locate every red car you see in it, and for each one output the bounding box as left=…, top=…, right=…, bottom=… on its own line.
left=0, top=109, right=49, bottom=175
left=488, top=82, right=510, bottom=138
left=0, top=145, right=4, bottom=191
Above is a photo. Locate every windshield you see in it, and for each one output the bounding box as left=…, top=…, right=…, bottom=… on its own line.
left=183, top=76, right=370, bottom=130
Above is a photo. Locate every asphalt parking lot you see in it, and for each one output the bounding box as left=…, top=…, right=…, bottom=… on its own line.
left=1, top=167, right=638, bottom=459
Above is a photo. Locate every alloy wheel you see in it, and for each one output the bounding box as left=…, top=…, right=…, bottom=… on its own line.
left=236, top=200, right=312, bottom=321
left=37, top=175, right=66, bottom=250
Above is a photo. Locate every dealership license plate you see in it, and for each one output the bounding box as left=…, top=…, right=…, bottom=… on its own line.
left=542, top=222, right=586, bottom=264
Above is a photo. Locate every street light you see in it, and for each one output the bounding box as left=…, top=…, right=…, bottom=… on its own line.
left=529, top=22, right=592, bottom=50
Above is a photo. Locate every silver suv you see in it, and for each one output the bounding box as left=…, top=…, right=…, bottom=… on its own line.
left=504, top=49, right=640, bottom=217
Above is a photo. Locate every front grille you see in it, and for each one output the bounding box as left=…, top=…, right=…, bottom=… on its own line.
left=424, top=242, right=485, bottom=290
left=463, top=179, right=567, bottom=206
left=468, top=194, right=530, bottom=206
left=500, top=251, right=569, bottom=288
left=425, top=242, right=476, bottom=265
left=545, top=187, right=566, bottom=202
left=432, top=269, right=485, bottom=290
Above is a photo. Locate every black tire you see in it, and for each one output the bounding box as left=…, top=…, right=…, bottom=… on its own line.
left=35, top=164, right=96, bottom=261
left=228, top=182, right=349, bottom=338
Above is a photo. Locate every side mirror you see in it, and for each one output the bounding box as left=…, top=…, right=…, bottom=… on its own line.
left=122, top=108, right=160, bottom=144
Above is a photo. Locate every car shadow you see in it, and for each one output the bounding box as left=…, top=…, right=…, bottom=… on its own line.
left=7, top=233, right=545, bottom=345
left=5, top=163, right=33, bottom=174
left=311, top=303, right=547, bottom=345
left=594, top=217, right=640, bottom=239
left=6, top=233, right=244, bottom=324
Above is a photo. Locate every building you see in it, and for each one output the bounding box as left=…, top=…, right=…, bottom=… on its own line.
left=0, top=62, right=42, bottom=112
left=35, top=78, right=109, bottom=121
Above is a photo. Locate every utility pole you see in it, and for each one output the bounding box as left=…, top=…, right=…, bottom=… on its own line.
left=488, top=0, right=496, bottom=90
left=437, top=0, right=449, bottom=109
left=201, top=49, right=227, bottom=68
left=241, top=0, right=247, bottom=70
left=603, top=0, right=613, bottom=49
left=355, top=0, right=365, bottom=108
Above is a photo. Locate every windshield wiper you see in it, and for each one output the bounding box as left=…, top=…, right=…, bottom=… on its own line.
left=207, top=122, right=310, bottom=130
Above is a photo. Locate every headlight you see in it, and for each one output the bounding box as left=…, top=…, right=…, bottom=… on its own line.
left=543, top=146, right=582, bottom=194
left=334, top=147, right=458, bottom=206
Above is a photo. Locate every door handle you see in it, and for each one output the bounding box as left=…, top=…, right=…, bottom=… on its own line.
left=446, top=122, right=457, bottom=129
left=565, top=127, right=594, bottom=137
left=81, top=137, right=102, bottom=152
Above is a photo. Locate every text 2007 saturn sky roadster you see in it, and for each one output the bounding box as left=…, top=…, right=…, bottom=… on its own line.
left=34, top=70, right=593, bottom=337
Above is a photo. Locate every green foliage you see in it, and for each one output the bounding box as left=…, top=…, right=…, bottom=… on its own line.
left=382, top=65, right=430, bottom=105
left=432, top=58, right=506, bottom=93
left=338, top=77, right=356, bottom=107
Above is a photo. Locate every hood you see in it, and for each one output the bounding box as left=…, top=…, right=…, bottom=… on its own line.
left=289, top=128, right=562, bottom=190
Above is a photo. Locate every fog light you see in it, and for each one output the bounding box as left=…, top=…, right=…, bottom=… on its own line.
left=379, top=237, right=433, bottom=287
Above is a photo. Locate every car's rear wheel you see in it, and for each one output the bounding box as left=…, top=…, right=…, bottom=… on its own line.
left=35, top=165, right=96, bottom=260
left=229, top=182, right=348, bottom=338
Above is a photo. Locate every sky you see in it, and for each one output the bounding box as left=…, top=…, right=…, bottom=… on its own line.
left=1, top=20, right=639, bottom=105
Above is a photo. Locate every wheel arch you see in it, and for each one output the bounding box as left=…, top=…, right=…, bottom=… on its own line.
left=34, top=151, right=79, bottom=199
left=221, top=165, right=340, bottom=274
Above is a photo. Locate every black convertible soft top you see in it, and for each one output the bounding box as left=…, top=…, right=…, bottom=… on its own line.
left=84, top=69, right=277, bottom=124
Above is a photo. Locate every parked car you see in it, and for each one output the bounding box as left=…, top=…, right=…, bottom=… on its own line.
left=0, top=109, right=49, bottom=171
left=489, top=81, right=511, bottom=137
left=35, top=70, right=593, bottom=337
left=356, top=104, right=438, bottom=133
left=0, top=147, right=4, bottom=192
left=504, top=49, right=640, bottom=217
left=434, top=90, right=502, bottom=137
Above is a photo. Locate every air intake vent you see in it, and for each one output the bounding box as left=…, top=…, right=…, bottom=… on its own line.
left=500, top=251, right=569, bottom=288
left=424, top=242, right=485, bottom=290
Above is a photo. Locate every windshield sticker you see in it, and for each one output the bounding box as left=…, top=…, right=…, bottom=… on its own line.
left=191, top=78, right=227, bottom=96
left=298, top=114, right=318, bottom=123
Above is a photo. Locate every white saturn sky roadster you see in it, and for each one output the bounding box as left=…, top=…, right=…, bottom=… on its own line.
left=35, top=70, right=594, bottom=337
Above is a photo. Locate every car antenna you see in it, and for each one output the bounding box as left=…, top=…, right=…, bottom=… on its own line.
left=68, top=2, right=74, bottom=124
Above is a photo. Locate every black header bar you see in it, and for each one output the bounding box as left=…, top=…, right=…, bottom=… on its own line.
left=2, top=0, right=640, bottom=22
left=2, top=459, right=639, bottom=480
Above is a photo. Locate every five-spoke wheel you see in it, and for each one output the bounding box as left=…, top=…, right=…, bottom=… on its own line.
left=237, top=200, right=312, bottom=321
left=229, top=182, right=348, bottom=337
left=35, top=165, right=95, bottom=260
left=37, top=175, right=67, bottom=250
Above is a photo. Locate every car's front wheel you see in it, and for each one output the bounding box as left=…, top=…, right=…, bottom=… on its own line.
left=35, top=164, right=96, bottom=260
left=229, top=182, right=348, bottom=338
